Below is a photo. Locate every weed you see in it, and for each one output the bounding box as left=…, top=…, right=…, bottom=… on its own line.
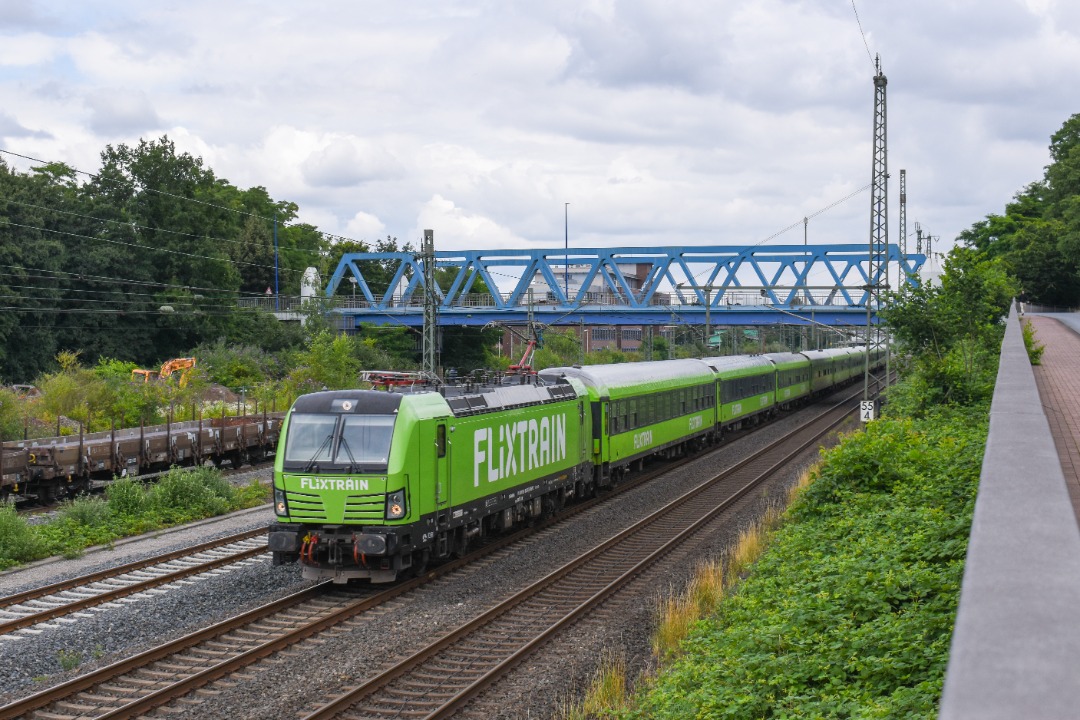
left=582, top=651, right=629, bottom=717
left=56, top=649, right=81, bottom=671
left=1022, top=319, right=1045, bottom=365
left=0, top=502, right=44, bottom=567
left=59, top=495, right=111, bottom=526
left=149, top=466, right=235, bottom=519
left=105, top=476, right=147, bottom=517
left=724, top=523, right=766, bottom=587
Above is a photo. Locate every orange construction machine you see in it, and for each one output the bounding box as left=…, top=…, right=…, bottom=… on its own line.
left=131, top=357, right=197, bottom=387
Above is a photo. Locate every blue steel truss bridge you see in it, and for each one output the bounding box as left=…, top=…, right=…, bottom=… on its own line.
left=324, top=244, right=924, bottom=330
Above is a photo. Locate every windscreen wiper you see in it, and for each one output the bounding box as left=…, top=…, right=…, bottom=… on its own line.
left=304, top=433, right=334, bottom=472
left=338, top=436, right=359, bottom=473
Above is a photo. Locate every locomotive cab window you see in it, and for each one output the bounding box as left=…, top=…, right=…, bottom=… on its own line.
left=283, top=413, right=395, bottom=471
left=337, top=415, right=395, bottom=466
left=283, top=414, right=337, bottom=466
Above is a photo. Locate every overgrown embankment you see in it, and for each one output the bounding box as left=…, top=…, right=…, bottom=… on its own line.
left=624, top=391, right=988, bottom=718
left=0, top=468, right=266, bottom=570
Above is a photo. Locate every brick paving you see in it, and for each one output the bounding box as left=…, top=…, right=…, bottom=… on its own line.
left=1027, top=314, right=1080, bottom=521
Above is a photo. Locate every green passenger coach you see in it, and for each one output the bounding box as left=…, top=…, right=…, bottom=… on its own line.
left=701, top=355, right=777, bottom=430
left=763, top=352, right=812, bottom=408
left=539, top=360, right=717, bottom=485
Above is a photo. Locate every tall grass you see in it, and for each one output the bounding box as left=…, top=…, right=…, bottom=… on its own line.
left=0, top=502, right=43, bottom=569
left=555, top=651, right=629, bottom=720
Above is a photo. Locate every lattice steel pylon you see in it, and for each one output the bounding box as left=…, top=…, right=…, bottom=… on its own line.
left=421, top=229, right=440, bottom=381
left=865, top=55, right=889, bottom=401
left=899, top=169, right=907, bottom=269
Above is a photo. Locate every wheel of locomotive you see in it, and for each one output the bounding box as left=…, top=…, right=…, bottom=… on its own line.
left=410, top=549, right=430, bottom=577
left=450, top=526, right=470, bottom=559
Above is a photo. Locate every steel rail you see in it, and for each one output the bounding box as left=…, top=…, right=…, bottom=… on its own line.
left=0, top=528, right=268, bottom=635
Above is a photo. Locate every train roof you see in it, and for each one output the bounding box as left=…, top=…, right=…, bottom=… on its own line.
left=761, top=352, right=809, bottom=367
left=699, top=355, right=775, bottom=374
left=441, top=380, right=581, bottom=417
left=289, top=381, right=584, bottom=420
left=801, top=347, right=862, bottom=362
left=292, top=390, right=405, bottom=415
left=539, top=359, right=713, bottom=400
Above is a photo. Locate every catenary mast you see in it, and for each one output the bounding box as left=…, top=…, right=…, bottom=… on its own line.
left=864, top=55, right=889, bottom=401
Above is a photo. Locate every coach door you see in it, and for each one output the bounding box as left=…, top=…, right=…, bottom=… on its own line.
left=579, top=402, right=588, bottom=462
left=434, top=422, right=449, bottom=512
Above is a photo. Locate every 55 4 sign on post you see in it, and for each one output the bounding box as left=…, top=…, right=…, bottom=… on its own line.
left=860, top=400, right=877, bottom=423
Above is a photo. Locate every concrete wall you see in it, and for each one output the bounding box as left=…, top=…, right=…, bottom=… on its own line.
left=939, top=304, right=1080, bottom=719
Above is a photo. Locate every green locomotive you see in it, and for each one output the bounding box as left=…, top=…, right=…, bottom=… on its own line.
left=268, top=379, right=591, bottom=582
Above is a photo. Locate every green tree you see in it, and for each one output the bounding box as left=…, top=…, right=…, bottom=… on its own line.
left=287, top=331, right=362, bottom=391
left=958, top=114, right=1080, bottom=307
left=883, top=247, right=1016, bottom=408
left=0, top=160, right=68, bottom=380
left=233, top=215, right=276, bottom=294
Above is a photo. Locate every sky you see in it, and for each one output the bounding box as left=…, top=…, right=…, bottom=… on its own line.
left=1, top=0, right=1077, bottom=272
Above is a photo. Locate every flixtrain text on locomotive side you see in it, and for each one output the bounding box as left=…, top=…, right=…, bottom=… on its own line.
left=268, top=347, right=886, bottom=584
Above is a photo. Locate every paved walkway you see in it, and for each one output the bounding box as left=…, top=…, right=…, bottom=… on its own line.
left=1027, top=313, right=1080, bottom=521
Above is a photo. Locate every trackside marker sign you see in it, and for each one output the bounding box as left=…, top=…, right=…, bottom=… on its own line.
left=860, top=401, right=876, bottom=423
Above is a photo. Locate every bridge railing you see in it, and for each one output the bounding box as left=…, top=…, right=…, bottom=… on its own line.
left=938, top=302, right=1080, bottom=719
left=237, top=288, right=862, bottom=318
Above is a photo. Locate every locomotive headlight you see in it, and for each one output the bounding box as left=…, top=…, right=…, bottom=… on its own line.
left=274, top=487, right=289, bottom=516
left=385, top=489, right=406, bottom=520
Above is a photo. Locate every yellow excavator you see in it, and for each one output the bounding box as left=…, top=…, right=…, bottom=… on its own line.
left=131, top=357, right=197, bottom=387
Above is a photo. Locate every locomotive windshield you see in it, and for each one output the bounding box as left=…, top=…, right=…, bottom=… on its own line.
left=283, top=413, right=395, bottom=472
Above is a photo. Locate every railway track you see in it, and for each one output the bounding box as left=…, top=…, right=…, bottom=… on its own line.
left=294, top=390, right=860, bottom=719
left=0, top=428, right=733, bottom=719
left=0, top=529, right=269, bottom=637
left=0, top=389, right=863, bottom=719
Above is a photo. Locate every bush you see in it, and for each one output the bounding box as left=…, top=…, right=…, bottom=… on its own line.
left=105, top=477, right=148, bottom=517
left=0, top=503, right=44, bottom=569
left=624, top=382, right=988, bottom=720
left=58, top=495, right=111, bottom=526
left=148, top=466, right=236, bottom=521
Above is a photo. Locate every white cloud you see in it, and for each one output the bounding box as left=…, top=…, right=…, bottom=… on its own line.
left=0, top=111, right=52, bottom=139
left=301, top=136, right=401, bottom=188
left=414, top=195, right=530, bottom=251
left=345, top=211, right=387, bottom=241
left=83, top=87, right=162, bottom=137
